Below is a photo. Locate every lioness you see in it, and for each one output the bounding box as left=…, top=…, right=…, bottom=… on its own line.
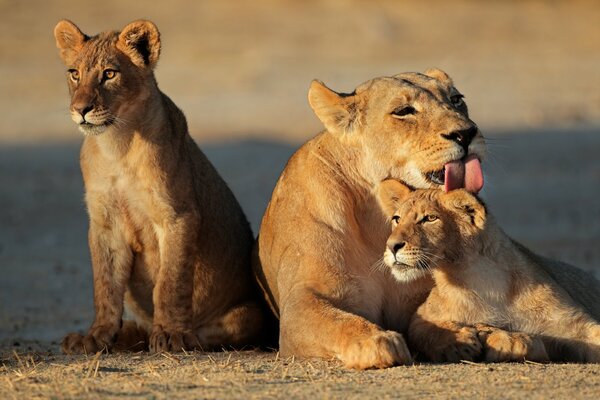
left=54, top=20, right=265, bottom=354
left=378, top=180, right=600, bottom=362
left=254, top=70, right=486, bottom=368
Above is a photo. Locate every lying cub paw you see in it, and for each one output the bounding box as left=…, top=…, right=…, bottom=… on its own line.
left=476, top=325, right=549, bottom=362
left=428, top=326, right=482, bottom=363
left=340, top=330, right=413, bottom=369
left=149, top=326, right=200, bottom=353
left=62, top=326, right=116, bottom=355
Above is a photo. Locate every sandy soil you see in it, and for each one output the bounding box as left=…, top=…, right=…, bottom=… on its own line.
left=1, top=0, right=600, bottom=398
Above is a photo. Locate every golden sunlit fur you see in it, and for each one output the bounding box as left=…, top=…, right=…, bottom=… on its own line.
left=378, top=180, right=600, bottom=363
left=254, top=70, right=486, bottom=369
left=54, top=20, right=267, bottom=354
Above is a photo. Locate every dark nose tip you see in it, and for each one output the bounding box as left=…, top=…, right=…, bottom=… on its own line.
left=73, top=103, right=94, bottom=118
left=388, top=241, right=406, bottom=254
left=442, top=126, right=478, bottom=150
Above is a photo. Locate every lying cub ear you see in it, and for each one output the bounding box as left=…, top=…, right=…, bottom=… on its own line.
left=117, top=20, right=161, bottom=68
left=54, top=20, right=87, bottom=64
left=440, top=190, right=486, bottom=229
left=308, top=80, right=359, bottom=134
left=377, top=179, right=412, bottom=217
left=424, top=68, right=453, bottom=86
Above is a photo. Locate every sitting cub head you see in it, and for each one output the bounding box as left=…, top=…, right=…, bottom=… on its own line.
left=54, top=20, right=161, bottom=135
left=308, top=70, right=485, bottom=193
left=376, top=179, right=487, bottom=282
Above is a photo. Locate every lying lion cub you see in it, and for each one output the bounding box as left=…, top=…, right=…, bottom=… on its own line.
left=377, top=180, right=600, bottom=363
left=54, top=20, right=266, bottom=353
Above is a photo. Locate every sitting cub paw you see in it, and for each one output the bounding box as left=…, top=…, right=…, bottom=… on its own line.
left=476, top=325, right=549, bottom=362
left=339, top=330, right=412, bottom=369
left=149, top=325, right=200, bottom=353
left=62, top=326, right=117, bottom=354
left=427, top=326, right=483, bottom=363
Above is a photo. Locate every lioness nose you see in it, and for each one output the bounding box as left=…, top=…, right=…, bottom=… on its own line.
left=388, top=241, right=406, bottom=255
left=442, top=126, right=478, bottom=150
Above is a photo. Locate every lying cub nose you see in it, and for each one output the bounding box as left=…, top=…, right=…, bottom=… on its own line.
left=442, top=126, right=478, bottom=150
left=73, top=103, right=94, bottom=118
left=387, top=241, right=406, bottom=255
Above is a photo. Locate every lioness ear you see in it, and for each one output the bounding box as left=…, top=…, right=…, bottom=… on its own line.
left=117, top=20, right=161, bottom=68
left=308, top=80, right=358, bottom=134
left=424, top=68, right=453, bottom=85
left=440, top=190, right=486, bottom=229
left=377, top=179, right=412, bottom=217
left=54, top=20, right=87, bottom=64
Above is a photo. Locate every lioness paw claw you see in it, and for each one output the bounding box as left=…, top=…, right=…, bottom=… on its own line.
left=430, top=326, right=482, bottom=363
left=476, top=326, right=549, bottom=363
left=340, top=330, right=412, bottom=369
left=61, top=327, right=115, bottom=355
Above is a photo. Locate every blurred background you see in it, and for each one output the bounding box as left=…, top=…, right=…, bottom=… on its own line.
left=0, top=0, right=599, bottom=348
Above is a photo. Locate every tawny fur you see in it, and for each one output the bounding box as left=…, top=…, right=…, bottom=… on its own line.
left=378, top=181, right=600, bottom=363
left=253, top=70, right=486, bottom=369
left=54, top=20, right=267, bottom=354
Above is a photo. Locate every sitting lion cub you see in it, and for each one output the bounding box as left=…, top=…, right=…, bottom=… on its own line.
left=377, top=179, right=600, bottom=363
left=54, top=20, right=266, bottom=354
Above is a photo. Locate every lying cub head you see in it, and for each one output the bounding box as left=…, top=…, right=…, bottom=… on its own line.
left=308, top=69, right=486, bottom=192
left=54, top=20, right=161, bottom=135
left=377, top=179, right=487, bottom=282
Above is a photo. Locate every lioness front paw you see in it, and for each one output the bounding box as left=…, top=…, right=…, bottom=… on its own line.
left=61, top=326, right=117, bottom=355
left=339, top=330, right=412, bottom=369
left=149, top=325, right=199, bottom=353
left=476, top=325, right=549, bottom=362
left=427, top=326, right=483, bottom=363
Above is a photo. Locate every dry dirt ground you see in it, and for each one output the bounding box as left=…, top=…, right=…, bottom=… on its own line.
left=1, top=0, right=600, bottom=399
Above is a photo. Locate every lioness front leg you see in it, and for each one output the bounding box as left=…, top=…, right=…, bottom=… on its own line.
left=62, top=223, right=133, bottom=354
left=475, top=324, right=549, bottom=362
left=408, top=314, right=482, bottom=362
left=280, top=288, right=412, bottom=369
left=149, top=218, right=199, bottom=353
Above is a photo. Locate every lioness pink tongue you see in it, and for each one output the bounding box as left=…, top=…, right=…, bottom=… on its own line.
left=443, top=155, right=484, bottom=193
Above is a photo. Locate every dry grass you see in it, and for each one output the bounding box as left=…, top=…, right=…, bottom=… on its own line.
left=2, top=345, right=600, bottom=399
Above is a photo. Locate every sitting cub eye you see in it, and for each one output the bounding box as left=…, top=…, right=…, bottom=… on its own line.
left=68, top=69, right=80, bottom=81
left=103, top=70, right=117, bottom=80
left=391, top=215, right=401, bottom=225
left=450, top=94, right=464, bottom=107
left=420, top=215, right=438, bottom=223
left=391, top=106, right=417, bottom=117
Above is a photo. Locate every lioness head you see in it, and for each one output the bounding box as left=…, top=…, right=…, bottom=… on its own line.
left=54, top=20, right=161, bottom=135
left=308, top=69, right=485, bottom=193
left=376, top=179, right=487, bottom=282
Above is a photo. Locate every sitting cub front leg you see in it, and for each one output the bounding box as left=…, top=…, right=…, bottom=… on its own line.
left=62, top=223, right=133, bottom=354
left=475, top=324, right=549, bottom=362
left=149, top=218, right=200, bottom=353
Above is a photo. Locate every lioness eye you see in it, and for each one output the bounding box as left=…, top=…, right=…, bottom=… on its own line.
left=391, top=106, right=416, bottom=117
left=69, top=69, right=80, bottom=81
left=391, top=215, right=400, bottom=224
left=103, top=70, right=117, bottom=80
left=451, top=94, right=464, bottom=106
left=421, top=215, right=438, bottom=223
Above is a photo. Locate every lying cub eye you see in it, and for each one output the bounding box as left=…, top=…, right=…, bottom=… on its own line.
left=421, top=215, right=438, bottom=223
left=68, top=69, right=80, bottom=81
left=391, top=106, right=416, bottom=117
left=391, top=215, right=400, bottom=224
left=103, top=70, right=117, bottom=80
left=450, top=94, right=464, bottom=107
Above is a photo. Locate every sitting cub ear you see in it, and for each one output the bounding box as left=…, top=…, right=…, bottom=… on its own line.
left=440, top=190, right=486, bottom=229
left=54, top=20, right=88, bottom=64
left=117, top=20, right=161, bottom=68
left=377, top=179, right=412, bottom=217
left=308, top=80, right=359, bottom=134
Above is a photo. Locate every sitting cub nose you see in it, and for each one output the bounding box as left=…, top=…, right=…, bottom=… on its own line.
left=387, top=240, right=406, bottom=255
left=442, top=126, right=478, bottom=150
